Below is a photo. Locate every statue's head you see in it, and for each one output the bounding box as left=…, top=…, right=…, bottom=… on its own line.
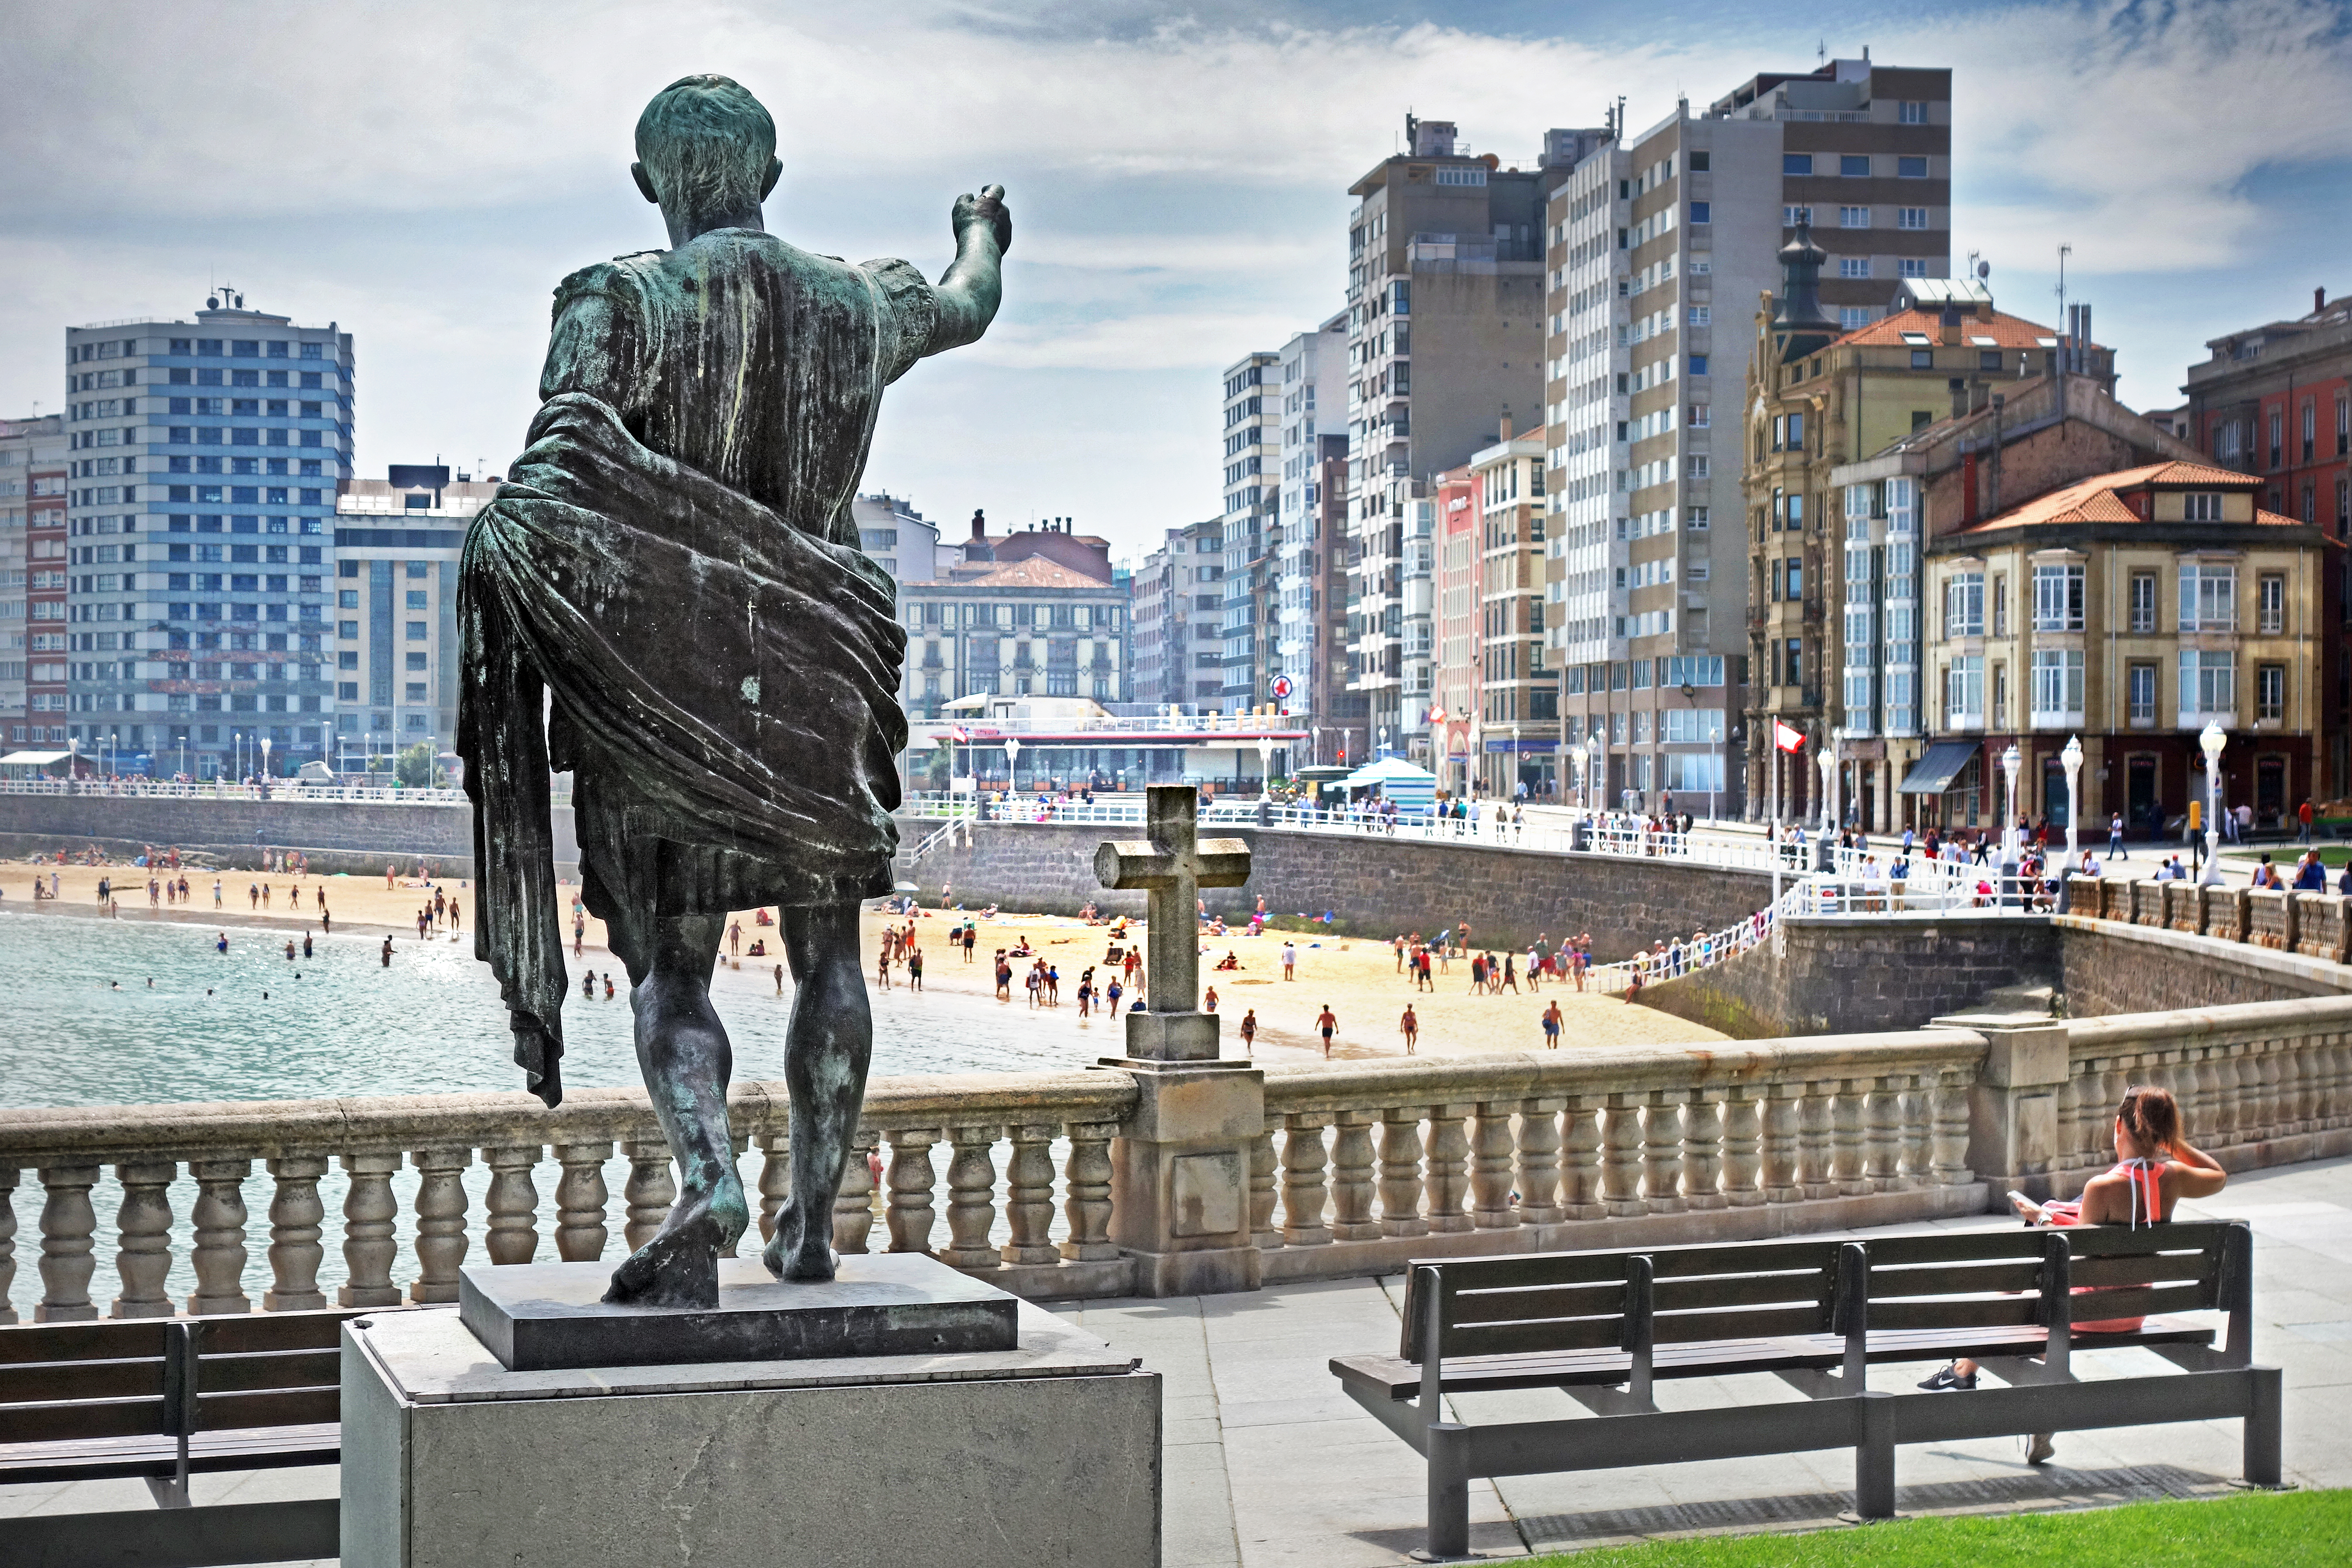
left=630, top=74, right=783, bottom=226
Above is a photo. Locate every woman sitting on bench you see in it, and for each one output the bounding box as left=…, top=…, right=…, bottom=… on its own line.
left=1918, top=1086, right=2230, bottom=1464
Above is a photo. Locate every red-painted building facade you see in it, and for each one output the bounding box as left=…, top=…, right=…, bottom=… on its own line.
left=2184, top=287, right=2352, bottom=795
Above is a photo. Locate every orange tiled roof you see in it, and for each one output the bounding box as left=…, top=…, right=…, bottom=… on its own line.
left=1957, top=461, right=2280, bottom=534
left=1834, top=306, right=2066, bottom=351
left=941, top=558, right=1115, bottom=589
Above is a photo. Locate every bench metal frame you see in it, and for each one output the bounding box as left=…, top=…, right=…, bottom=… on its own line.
left=1330, top=1223, right=2279, bottom=1560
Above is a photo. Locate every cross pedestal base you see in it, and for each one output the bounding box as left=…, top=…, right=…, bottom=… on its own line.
left=1100, top=1054, right=1266, bottom=1298
left=1121, top=1008, right=1220, bottom=1061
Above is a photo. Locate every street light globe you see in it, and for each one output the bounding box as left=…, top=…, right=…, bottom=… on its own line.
left=2000, top=742, right=2021, bottom=786
left=2199, top=720, right=2227, bottom=767
left=2062, top=735, right=2083, bottom=770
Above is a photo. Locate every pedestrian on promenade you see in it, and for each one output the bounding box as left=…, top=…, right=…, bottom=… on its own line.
left=1239, top=1008, right=1257, bottom=1057
left=2109, top=812, right=2127, bottom=860
left=1541, top=1000, right=1562, bottom=1048
left=2299, top=799, right=2315, bottom=845
left=1317, top=1004, right=1337, bottom=1058
left=1398, top=1004, right=1418, bottom=1055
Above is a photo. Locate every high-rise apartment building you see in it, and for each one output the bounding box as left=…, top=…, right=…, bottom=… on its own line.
left=1543, top=57, right=1951, bottom=815
left=1219, top=351, right=1280, bottom=707
left=59, top=296, right=354, bottom=776
left=1, top=414, right=67, bottom=744
left=333, top=465, right=494, bottom=772
left=1273, top=316, right=1349, bottom=723
left=1345, top=117, right=1557, bottom=764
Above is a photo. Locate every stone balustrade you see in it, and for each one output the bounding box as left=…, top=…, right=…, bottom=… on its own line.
left=7, top=1001, right=2351, bottom=1321
left=2075, top=876, right=2350, bottom=963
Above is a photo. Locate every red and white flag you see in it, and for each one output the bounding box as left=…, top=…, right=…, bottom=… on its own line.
left=1773, top=720, right=1806, bottom=754
left=949, top=726, right=968, bottom=743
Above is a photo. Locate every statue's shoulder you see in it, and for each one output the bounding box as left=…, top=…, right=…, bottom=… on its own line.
left=550, top=253, right=663, bottom=313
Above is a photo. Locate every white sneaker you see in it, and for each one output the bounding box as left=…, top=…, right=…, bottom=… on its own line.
left=2024, top=1433, right=2055, bottom=1465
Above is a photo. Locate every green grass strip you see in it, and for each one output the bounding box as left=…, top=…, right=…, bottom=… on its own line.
left=1524, top=1488, right=2342, bottom=1566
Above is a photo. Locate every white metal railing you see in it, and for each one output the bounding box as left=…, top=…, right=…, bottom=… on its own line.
left=0, top=779, right=468, bottom=805
left=912, top=713, right=1309, bottom=739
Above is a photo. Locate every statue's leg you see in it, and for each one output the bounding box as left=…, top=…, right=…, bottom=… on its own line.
left=601, top=908, right=749, bottom=1308
left=763, top=897, right=871, bottom=1282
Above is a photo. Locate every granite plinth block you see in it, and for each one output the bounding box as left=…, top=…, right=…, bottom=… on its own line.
left=342, top=1294, right=1161, bottom=1568
left=457, top=1252, right=1017, bottom=1371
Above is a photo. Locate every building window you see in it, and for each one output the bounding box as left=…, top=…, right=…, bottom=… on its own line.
left=1837, top=257, right=1870, bottom=279
left=2179, top=564, right=2235, bottom=630
left=1689, top=355, right=1708, bottom=376
left=2030, top=648, right=2085, bottom=724
left=1945, top=655, right=1984, bottom=728
left=2183, top=491, right=2225, bottom=521
left=1689, top=201, right=1710, bottom=224
left=2178, top=649, right=2235, bottom=723
left=1898, top=156, right=1929, bottom=177
left=1783, top=205, right=1814, bottom=228
left=2257, top=572, right=2286, bottom=634
left=2031, top=563, right=2085, bottom=631
left=1784, top=153, right=1814, bottom=176
left=1839, top=204, right=1870, bottom=227
left=1839, top=155, right=1870, bottom=178
left=1896, top=208, right=1929, bottom=230
left=1897, top=259, right=1928, bottom=279
left=2256, top=662, right=2285, bottom=723
left=2127, top=662, right=2157, bottom=726
left=1943, top=571, right=1984, bottom=636
left=1899, top=101, right=1929, bottom=124
left=2129, top=571, right=2157, bottom=632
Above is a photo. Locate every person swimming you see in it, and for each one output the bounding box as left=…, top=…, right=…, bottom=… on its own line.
left=215, top=932, right=228, bottom=953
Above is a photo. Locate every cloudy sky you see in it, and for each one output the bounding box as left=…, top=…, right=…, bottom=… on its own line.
left=5, top=0, right=2347, bottom=559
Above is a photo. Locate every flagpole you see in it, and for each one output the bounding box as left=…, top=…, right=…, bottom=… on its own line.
left=1771, top=715, right=1782, bottom=912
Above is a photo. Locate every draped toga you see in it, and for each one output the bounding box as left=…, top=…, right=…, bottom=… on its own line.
left=459, top=231, right=932, bottom=1106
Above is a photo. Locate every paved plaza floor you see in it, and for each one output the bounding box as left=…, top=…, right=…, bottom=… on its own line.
left=7, top=1155, right=2347, bottom=1566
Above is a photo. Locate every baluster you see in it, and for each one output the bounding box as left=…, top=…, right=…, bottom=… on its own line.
left=2187, top=1050, right=2221, bottom=1147
left=1560, top=1096, right=1605, bottom=1220
left=111, top=1162, right=177, bottom=1319
left=0, top=1167, right=18, bottom=1325
left=1932, top=1068, right=1973, bottom=1186
left=1378, top=1109, right=1428, bottom=1237
left=1830, top=1080, right=1869, bottom=1196
left=621, top=1142, right=676, bottom=1253
left=939, top=1126, right=1002, bottom=1270
left=1762, top=1083, right=1802, bottom=1204
left=1466, top=1104, right=1513, bottom=1229
left=1278, top=1116, right=1333, bottom=1246
left=1901, top=1073, right=1935, bottom=1187
left=2328, top=1035, right=2352, bottom=1129
left=1683, top=1088, right=1726, bottom=1210
left=2290, top=1037, right=2319, bottom=1136
left=553, top=1142, right=612, bottom=1262
left=1642, top=1090, right=1686, bottom=1212
left=407, top=1148, right=471, bottom=1305
left=1602, top=1093, right=1646, bottom=1217
left=1512, top=1099, right=1563, bottom=1227
left=1248, top=1127, right=1282, bottom=1250
left=884, top=1128, right=941, bottom=1255
left=1328, top=1112, right=1381, bottom=1240
left=482, top=1147, right=541, bottom=1268
left=755, top=1133, right=791, bottom=1246
left=2261, top=1039, right=2289, bottom=1140
left=1797, top=1081, right=1836, bottom=1200
left=1060, top=1121, right=1118, bottom=1262
left=2214, top=1046, right=2247, bottom=1145
left=264, top=1155, right=329, bottom=1309
left=1865, top=1077, right=1903, bottom=1191
left=833, top=1134, right=877, bottom=1255
left=1425, top=1105, right=1472, bottom=1233
left=36, top=1167, right=101, bottom=1323
left=1001, top=1123, right=1061, bottom=1265
left=187, top=1160, right=252, bottom=1316
left=1721, top=1086, right=1762, bottom=1206
left=339, top=1152, right=403, bottom=1307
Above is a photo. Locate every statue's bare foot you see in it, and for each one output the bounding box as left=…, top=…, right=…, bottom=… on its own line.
left=761, top=1197, right=837, bottom=1282
left=603, top=1176, right=749, bottom=1308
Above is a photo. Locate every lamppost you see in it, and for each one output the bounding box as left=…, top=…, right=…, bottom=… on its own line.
left=1817, top=731, right=1837, bottom=833
left=1586, top=731, right=1603, bottom=816
left=2000, top=741, right=2023, bottom=870
left=1003, top=735, right=1021, bottom=796
left=66, top=736, right=79, bottom=794
left=1256, top=734, right=1274, bottom=801
left=2200, top=720, right=2227, bottom=884
left=2061, top=735, right=2083, bottom=867
left=1509, top=722, right=1519, bottom=801
left=260, top=735, right=272, bottom=800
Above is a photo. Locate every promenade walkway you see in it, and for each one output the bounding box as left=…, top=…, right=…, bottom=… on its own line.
left=8, top=1155, right=2344, bottom=1566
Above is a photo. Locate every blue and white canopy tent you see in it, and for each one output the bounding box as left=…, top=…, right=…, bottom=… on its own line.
left=1338, top=756, right=1438, bottom=819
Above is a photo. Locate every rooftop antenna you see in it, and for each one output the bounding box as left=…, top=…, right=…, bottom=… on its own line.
left=2055, top=241, right=2072, bottom=330
left=1817, top=38, right=1827, bottom=64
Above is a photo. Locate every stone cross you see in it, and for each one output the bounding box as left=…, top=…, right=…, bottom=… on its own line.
left=1095, top=785, right=1250, bottom=1060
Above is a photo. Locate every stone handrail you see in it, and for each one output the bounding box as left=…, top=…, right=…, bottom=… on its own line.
left=0, top=779, right=470, bottom=805
left=4, top=1003, right=2345, bottom=1323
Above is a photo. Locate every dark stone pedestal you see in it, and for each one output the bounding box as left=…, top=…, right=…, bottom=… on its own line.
left=458, top=1253, right=1018, bottom=1372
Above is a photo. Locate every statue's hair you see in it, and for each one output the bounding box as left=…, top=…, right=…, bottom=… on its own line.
left=634, top=74, right=775, bottom=213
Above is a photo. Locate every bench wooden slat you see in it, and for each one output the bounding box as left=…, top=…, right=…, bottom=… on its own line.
left=1655, top=1305, right=1826, bottom=1345
left=2070, top=1253, right=2212, bottom=1290
left=0, top=1396, right=168, bottom=1444
left=0, top=1423, right=341, bottom=1484
left=0, top=1356, right=161, bottom=1405
left=1871, top=1259, right=2042, bottom=1296
left=1646, top=1241, right=1841, bottom=1279
left=195, top=1386, right=339, bottom=1432
left=1439, top=1316, right=1625, bottom=1359
left=1851, top=1231, right=2041, bottom=1266
left=197, top=1349, right=340, bottom=1394
left=196, top=1308, right=374, bottom=1354
left=1870, top=1296, right=2043, bottom=1331
left=0, top=1320, right=167, bottom=1365
left=2066, top=1282, right=2212, bottom=1323
left=1653, top=1272, right=1836, bottom=1315
left=1447, top=1280, right=1624, bottom=1326
left=2059, top=1222, right=2234, bottom=1257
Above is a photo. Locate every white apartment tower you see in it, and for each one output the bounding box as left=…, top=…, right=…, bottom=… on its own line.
left=1274, top=315, right=1348, bottom=713
left=1219, top=350, right=1281, bottom=706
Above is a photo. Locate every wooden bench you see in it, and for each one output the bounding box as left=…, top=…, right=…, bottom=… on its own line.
left=0, top=1306, right=386, bottom=1568
left=1331, top=1222, right=2279, bottom=1558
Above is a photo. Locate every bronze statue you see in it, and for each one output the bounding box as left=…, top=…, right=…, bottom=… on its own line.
left=459, top=74, right=1008, bottom=1306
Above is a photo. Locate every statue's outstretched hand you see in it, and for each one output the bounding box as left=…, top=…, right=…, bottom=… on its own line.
left=954, top=184, right=1012, bottom=256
